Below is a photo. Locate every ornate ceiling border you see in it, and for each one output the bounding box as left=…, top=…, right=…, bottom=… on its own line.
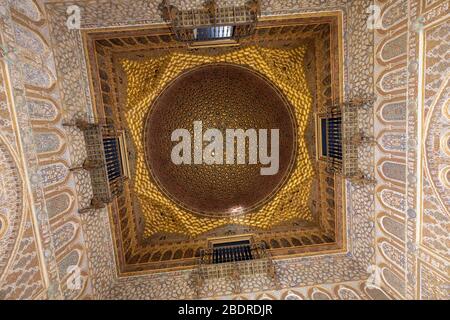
left=80, top=12, right=348, bottom=274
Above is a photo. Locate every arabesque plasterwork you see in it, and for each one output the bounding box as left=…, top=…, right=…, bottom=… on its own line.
left=0, top=0, right=447, bottom=300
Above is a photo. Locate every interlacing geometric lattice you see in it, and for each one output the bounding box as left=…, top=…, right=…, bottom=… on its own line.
left=122, top=45, right=314, bottom=237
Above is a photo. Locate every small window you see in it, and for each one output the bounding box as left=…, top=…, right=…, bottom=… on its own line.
left=320, top=117, right=342, bottom=160
left=194, top=25, right=234, bottom=41
left=321, top=118, right=328, bottom=157
left=212, top=240, right=253, bottom=264
left=103, top=137, right=123, bottom=182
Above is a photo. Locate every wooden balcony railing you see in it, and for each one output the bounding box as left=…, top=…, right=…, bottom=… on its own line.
left=321, top=99, right=375, bottom=184
left=64, top=116, right=127, bottom=212
left=195, top=242, right=278, bottom=295
left=161, top=0, right=260, bottom=43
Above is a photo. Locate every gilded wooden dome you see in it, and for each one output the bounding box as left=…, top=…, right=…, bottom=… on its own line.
left=144, top=63, right=297, bottom=217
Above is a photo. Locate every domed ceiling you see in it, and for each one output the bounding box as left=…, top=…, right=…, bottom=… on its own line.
left=83, top=14, right=345, bottom=273
left=144, top=63, right=297, bottom=216
left=122, top=46, right=314, bottom=237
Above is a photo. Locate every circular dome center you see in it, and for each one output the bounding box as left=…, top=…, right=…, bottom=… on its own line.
left=144, top=64, right=296, bottom=217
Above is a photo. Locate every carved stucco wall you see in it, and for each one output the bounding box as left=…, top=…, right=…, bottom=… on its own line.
left=0, top=0, right=92, bottom=299
left=0, top=0, right=448, bottom=300
left=374, top=0, right=449, bottom=300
